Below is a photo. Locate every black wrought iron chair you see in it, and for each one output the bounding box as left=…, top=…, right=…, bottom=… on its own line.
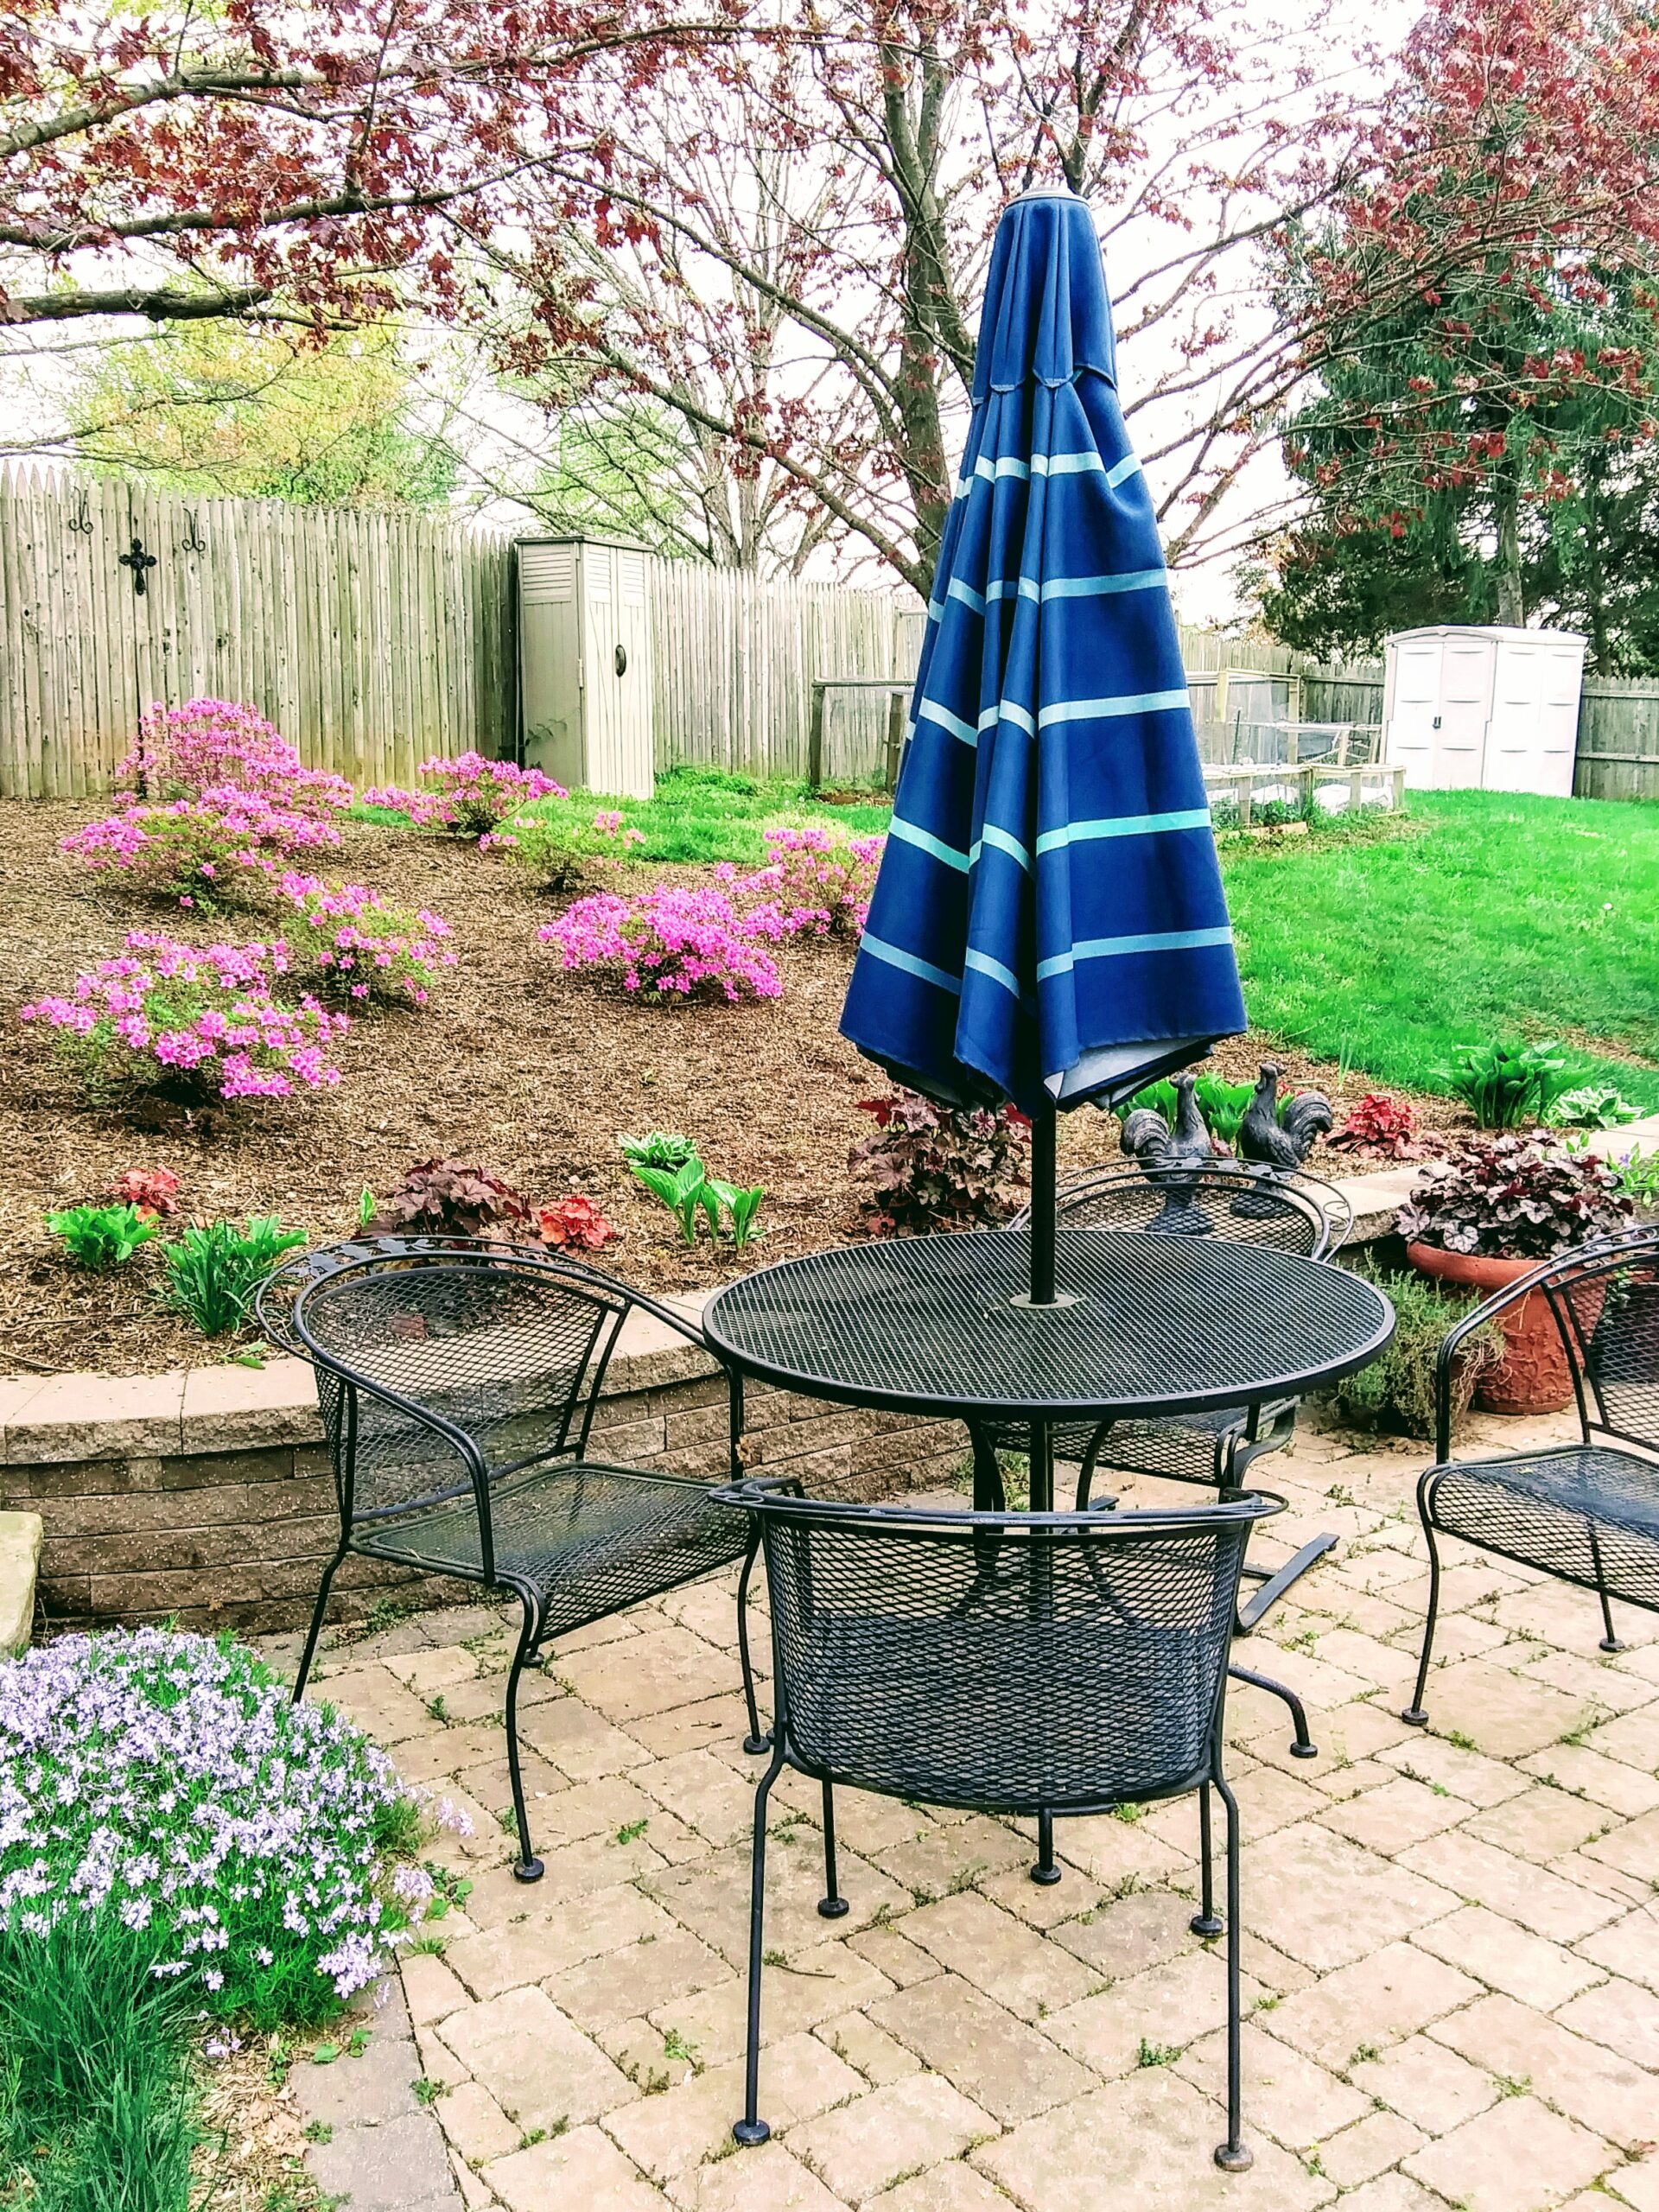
left=716, top=1479, right=1280, bottom=2174
left=1403, top=1226, right=1659, bottom=1727
left=259, top=1241, right=755, bottom=1882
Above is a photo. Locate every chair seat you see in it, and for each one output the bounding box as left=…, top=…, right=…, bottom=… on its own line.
left=356, top=1460, right=748, bottom=1640
left=1427, top=1445, right=1659, bottom=1613
left=785, top=1609, right=1213, bottom=1812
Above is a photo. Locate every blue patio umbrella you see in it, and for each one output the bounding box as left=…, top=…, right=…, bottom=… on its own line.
left=840, top=187, right=1247, bottom=1298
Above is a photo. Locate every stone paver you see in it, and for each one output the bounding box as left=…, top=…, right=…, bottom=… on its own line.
left=270, top=1416, right=1656, bottom=2212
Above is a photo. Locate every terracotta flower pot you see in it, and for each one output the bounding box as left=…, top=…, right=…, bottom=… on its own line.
left=1405, top=1243, right=1606, bottom=1415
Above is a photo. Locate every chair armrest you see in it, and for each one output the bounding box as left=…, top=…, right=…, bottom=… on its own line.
left=1431, top=1251, right=1586, bottom=1465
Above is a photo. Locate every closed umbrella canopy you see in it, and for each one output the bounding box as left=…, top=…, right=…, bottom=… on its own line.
left=840, top=188, right=1246, bottom=1118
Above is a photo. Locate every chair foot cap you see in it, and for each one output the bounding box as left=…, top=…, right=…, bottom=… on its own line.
left=1190, top=1912, right=1224, bottom=1937
left=512, top=1857, right=545, bottom=1884
left=1029, top=1861, right=1063, bottom=1886
left=1214, top=2144, right=1254, bottom=2173
left=817, top=1897, right=850, bottom=1919
left=733, top=2120, right=771, bottom=2147
left=1400, top=1707, right=1428, bottom=1727
left=1289, top=1741, right=1319, bottom=1760
left=1600, top=1638, right=1626, bottom=1654
left=743, top=1735, right=772, bottom=1757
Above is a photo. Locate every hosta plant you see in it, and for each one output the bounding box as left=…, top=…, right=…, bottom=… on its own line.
left=620, top=1130, right=700, bottom=1172
left=0, top=1626, right=458, bottom=2025
left=542, top=884, right=790, bottom=1003
left=371, top=1157, right=533, bottom=1239
left=1433, top=1039, right=1573, bottom=1129
left=738, top=824, right=885, bottom=939
left=538, top=1193, right=619, bottom=1252
left=364, top=753, right=566, bottom=839
left=628, top=1150, right=764, bottom=1250
left=488, top=808, right=645, bottom=892
left=46, top=1201, right=157, bottom=1270
left=1399, top=1136, right=1633, bottom=1262
left=21, top=933, right=348, bottom=1108
left=116, top=697, right=352, bottom=817
left=1329, top=1091, right=1426, bottom=1160
left=60, top=786, right=342, bottom=907
left=278, top=874, right=456, bottom=1006
left=1545, top=1084, right=1642, bottom=1131
left=160, top=1217, right=307, bottom=1337
left=850, top=1091, right=1032, bottom=1233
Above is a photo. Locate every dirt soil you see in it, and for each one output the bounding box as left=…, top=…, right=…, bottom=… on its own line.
left=0, top=799, right=1442, bottom=1377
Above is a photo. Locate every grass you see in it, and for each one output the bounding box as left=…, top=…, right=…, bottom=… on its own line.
left=1220, top=789, right=1659, bottom=1109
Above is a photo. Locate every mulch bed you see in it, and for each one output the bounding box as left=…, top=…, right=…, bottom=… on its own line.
left=0, top=798, right=1446, bottom=1377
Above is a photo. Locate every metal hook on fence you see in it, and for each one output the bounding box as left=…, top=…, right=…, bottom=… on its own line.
left=181, top=510, right=207, bottom=556
left=67, top=492, right=94, bottom=537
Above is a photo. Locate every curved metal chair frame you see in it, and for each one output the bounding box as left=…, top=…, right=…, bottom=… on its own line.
left=716, top=1479, right=1281, bottom=2174
left=1403, top=1224, right=1659, bottom=1727
left=259, top=1239, right=760, bottom=1880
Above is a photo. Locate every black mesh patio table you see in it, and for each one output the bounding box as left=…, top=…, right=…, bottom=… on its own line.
left=704, top=1228, right=1393, bottom=1512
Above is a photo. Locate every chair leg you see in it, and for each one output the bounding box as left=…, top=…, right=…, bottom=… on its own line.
left=1191, top=1783, right=1222, bottom=1936
left=736, top=1531, right=772, bottom=1755
left=1031, top=1808, right=1061, bottom=1886
left=1229, top=1662, right=1318, bottom=1759
left=1402, top=1480, right=1443, bottom=1726
left=505, top=1598, right=545, bottom=1884
left=1212, top=1773, right=1252, bottom=2173
left=293, top=1544, right=347, bottom=1702
left=734, top=1745, right=787, bottom=2147
left=1587, top=1522, right=1625, bottom=1653
left=818, top=1778, right=849, bottom=1919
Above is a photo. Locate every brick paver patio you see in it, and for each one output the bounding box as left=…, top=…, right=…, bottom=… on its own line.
left=260, top=1408, right=1659, bottom=2212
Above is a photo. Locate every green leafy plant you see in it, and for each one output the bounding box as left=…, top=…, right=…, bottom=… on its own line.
left=628, top=1150, right=765, bottom=1250
left=1325, top=1258, right=1503, bottom=1441
left=1545, top=1084, right=1642, bottom=1130
left=46, top=1201, right=157, bottom=1271
left=160, top=1217, right=306, bottom=1336
left=1614, top=1146, right=1659, bottom=1207
left=620, top=1130, right=701, bottom=1172
left=1432, top=1039, right=1573, bottom=1128
left=704, top=1179, right=765, bottom=1252
left=632, top=1155, right=709, bottom=1246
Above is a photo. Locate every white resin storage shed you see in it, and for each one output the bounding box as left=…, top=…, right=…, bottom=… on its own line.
left=1382, top=625, right=1586, bottom=797
left=516, top=535, right=655, bottom=800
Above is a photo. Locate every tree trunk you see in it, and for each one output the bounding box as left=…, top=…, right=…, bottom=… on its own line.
left=1493, top=472, right=1525, bottom=626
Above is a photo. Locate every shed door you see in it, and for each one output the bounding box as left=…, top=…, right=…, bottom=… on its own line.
left=1486, top=638, right=1579, bottom=796
left=519, top=542, right=582, bottom=790
left=1384, top=637, right=1445, bottom=784
left=579, top=544, right=653, bottom=799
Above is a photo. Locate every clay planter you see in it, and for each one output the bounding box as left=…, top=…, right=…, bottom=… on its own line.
left=1406, top=1243, right=1605, bottom=1416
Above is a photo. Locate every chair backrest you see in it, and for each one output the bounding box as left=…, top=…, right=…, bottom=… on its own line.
left=728, top=1488, right=1277, bottom=1814
left=293, top=1253, right=632, bottom=1528
left=1014, top=1163, right=1342, bottom=1257
left=1536, top=1228, right=1659, bottom=1454
left=255, top=1234, right=553, bottom=1359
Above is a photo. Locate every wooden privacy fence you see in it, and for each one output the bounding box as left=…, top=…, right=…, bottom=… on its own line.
left=1575, top=677, right=1659, bottom=801
left=0, top=465, right=513, bottom=798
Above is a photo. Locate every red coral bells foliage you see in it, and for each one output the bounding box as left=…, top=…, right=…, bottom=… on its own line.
left=1329, top=1092, right=1426, bottom=1160
left=538, top=1194, right=619, bottom=1251
left=107, top=1166, right=181, bottom=1217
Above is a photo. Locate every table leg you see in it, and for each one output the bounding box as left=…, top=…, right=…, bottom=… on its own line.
left=969, top=1427, right=1005, bottom=1512
left=1028, top=1416, right=1054, bottom=1515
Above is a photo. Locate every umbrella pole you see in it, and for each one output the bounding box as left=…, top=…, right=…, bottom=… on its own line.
left=1028, top=1100, right=1058, bottom=1515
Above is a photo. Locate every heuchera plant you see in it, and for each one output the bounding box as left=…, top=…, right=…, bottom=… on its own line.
left=277, top=874, right=456, bottom=1005
left=371, top=1158, right=532, bottom=1238
left=107, top=1166, right=181, bottom=1216
left=1329, top=1091, right=1426, bottom=1160
left=0, top=1627, right=467, bottom=2024
left=60, top=786, right=342, bottom=907
left=1400, top=1135, right=1634, bottom=1261
left=20, top=933, right=347, bottom=1105
left=739, top=825, right=884, bottom=940
left=850, top=1091, right=1032, bottom=1233
left=542, top=883, right=791, bottom=1002
left=117, top=698, right=352, bottom=818
left=364, top=753, right=567, bottom=839
left=537, top=1193, right=619, bottom=1251
left=487, top=809, right=645, bottom=892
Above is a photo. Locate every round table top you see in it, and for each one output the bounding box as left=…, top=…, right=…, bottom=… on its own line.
left=702, top=1227, right=1394, bottom=1421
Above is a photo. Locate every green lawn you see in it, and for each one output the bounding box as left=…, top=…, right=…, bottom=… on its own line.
left=1219, top=790, right=1659, bottom=1110
left=486, top=763, right=890, bottom=865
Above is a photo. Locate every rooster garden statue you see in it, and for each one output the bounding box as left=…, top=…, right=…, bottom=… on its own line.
left=1237, top=1061, right=1333, bottom=1172
left=1118, top=1071, right=1219, bottom=1232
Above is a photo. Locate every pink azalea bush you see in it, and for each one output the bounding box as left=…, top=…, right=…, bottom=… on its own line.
left=486, top=807, right=646, bottom=891
left=364, top=753, right=567, bottom=839
left=117, top=698, right=352, bottom=818
left=277, top=874, right=457, bottom=1006
left=740, top=825, right=884, bottom=940
left=60, top=786, right=341, bottom=908
left=541, top=882, right=792, bottom=1002
left=21, top=932, right=347, bottom=1105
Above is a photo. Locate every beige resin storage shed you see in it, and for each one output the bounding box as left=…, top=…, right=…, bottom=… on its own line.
left=1382, top=624, right=1586, bottom=796
left=516, top=534, right=655, bottom=800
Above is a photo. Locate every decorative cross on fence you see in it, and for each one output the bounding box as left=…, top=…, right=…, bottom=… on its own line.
left=118, top=536, right=157, bottom=595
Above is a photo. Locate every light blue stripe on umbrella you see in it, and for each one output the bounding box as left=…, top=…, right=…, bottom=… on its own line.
left=841, top=187, right=1246, bottom=1114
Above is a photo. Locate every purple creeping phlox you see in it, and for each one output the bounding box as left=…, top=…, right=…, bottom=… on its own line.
left=19, top=931, right=348, bottom=1104
left=738, top=824, right=885, bottom=940
left=60, top=785, right=343, bottom=908
left=0, top=1628, right=471, bottom=2024
left=117, top=698, right=353, bottom=818
left=540, top=879, right=794, bottom=1002
left=277, top=874, right=457, bottom=1006
left=363, top=752, right=567, bottom=840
